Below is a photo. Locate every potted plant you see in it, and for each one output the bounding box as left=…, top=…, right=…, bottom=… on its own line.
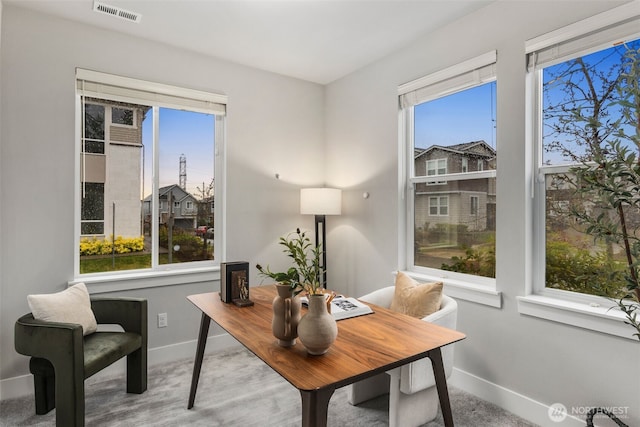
left=257, top=228, right=337, bottom=354
left=256, top=228, right=324, bottom=296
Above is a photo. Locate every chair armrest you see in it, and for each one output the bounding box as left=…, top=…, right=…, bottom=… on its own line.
left=90, top=298, right=147, bottom=336
left=422, top=295, right=457, bottom=329
left=358, top=286, right=395, bottom=308
left=15, top=314, right=83, bottom=361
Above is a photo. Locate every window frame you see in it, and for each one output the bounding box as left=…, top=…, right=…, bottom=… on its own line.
left=73, top=69, right=227, bottom=292
left=519, top=2, right=640, bottom=339
left=398, top=51, right=501, bottom=307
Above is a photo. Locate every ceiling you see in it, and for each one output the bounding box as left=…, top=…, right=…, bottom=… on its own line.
left=7, top=0, right=494, bottom=84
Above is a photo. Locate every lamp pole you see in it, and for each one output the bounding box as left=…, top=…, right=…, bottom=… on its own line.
left=315, top=214, right=327, bottom=288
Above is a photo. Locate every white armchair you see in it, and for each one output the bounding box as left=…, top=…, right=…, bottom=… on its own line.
left=347, top=286, right=458, bottom=427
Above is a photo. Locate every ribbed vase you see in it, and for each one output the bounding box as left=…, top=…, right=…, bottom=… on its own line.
left=298, top=294, right=338, bottom=355
left=271, top=284, right=301, bottom=347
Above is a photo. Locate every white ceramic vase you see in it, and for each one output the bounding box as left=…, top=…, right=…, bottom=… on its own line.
left=297, top=294, right=338, bottom=355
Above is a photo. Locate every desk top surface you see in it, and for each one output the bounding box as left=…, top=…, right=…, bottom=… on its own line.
left=188, top=285, right=465, bottom=392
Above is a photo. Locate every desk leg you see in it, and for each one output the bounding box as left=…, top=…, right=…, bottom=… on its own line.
left=300, top=387, right=335, bottom=427
left=429, top=348, right=455, bottom=427
left=188, top=312, right=211, bottom=409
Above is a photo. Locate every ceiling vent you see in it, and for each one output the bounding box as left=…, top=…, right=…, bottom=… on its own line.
left=93, top=1, right=142, bottom=23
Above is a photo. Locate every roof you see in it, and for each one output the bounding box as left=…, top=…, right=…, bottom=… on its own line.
left=415, top=140, right=496, bottom=160
left=143, top=184, right=196, bottom=203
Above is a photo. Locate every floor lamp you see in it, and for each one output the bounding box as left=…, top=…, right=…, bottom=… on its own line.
left=300, top=188, right=342, bottom=288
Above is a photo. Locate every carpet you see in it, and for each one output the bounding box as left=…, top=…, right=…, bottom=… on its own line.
left=0, top=347, right=537, bottom=426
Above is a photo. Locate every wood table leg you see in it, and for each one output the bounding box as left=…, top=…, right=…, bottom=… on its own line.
left=428, top=347, right=455, bottom=427
left=300, top=387, right=335, bottom=427
left=187, top=312, right=211, bottom=409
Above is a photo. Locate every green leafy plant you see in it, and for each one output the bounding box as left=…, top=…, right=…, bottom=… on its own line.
left=564, top=45, right=640, bottom=340
left=256, top=228, right=324, bottom=296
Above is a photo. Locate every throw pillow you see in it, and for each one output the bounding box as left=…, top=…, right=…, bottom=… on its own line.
left=389, top=272, right=443, bottom=318
left=27, top=283, right=97, bottom=336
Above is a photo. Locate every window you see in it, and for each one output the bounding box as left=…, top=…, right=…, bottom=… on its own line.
left=400, top=51, right=497, bottom=282
left=530, top=14, right=640, bottom=301
left=112, top=107, right=134, bottom=127
left=429, top=196, right=448, bottom=216
left=477, top=160, right=483, bottom=171
left=83, top=104, right=105, bottom=154
left=470, top=196, right=479, bottom=216
left=76, top=69, right=226, bottom=276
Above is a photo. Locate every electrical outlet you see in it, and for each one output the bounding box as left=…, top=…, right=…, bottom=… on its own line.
left=157, top=313, right=168, bottom=328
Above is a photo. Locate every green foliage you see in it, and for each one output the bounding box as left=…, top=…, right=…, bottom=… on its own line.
left=256, top=228, right=324, bottom=295
left=562, top=44, right=640, bottom=339
left=79, top=235, right=144, bottom=256
left=158, top=227, right=213, bottom=261
left=440, top=238, right=495, bottom=278
left=545, top=239, right=627, bottom=298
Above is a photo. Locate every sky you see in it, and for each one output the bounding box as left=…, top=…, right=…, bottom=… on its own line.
left=142, top=108, right=215, bottom=199
left=542, top=39, right=639, bottom=165
left=414, top=81, right=497, bottom=150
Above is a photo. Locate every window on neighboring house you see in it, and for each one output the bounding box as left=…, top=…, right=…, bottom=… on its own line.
left=530, top=18, right=640, bottom=301
left=477, top=159, right=484, bottom=171
left=112, top=107, right=134, bottom=127
left=83, top=103, right=105, bottom=154
left=400, top=51, right=497, bottom=282
left=186, top=201, right=193, bottom=210
left=81, top=183, right=105, bottom=235
left=426, top=159, right=447, bottom=184
left=429, top=196, right=449, bottom=216
left=76, top=69, right=226, bottom=276
left=470, top=196, right=479, bottom=216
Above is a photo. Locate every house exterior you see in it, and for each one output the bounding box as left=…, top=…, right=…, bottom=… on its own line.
left=80, top=98, right=151, bottom=238
left=414, top=140, right=496, bottom=232
left=143, top=184, right=199, bottom=231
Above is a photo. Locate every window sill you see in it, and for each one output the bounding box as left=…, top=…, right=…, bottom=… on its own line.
left=517, top=294, right=635, bottom=340
left=70, top=265, right=220, bottom=294
left=402, top=271, right=502, bottom=308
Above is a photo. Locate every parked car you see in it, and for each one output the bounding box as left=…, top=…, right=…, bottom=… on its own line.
left=195, top=226, right=207, bottom=236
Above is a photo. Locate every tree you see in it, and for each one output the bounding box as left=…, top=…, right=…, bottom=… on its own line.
left=544, top=43, right=640, bottom=339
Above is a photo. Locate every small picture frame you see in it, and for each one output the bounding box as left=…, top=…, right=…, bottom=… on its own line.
left=220, top=261, right=254, bottom=307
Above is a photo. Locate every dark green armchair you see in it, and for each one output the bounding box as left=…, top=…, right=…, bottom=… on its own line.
left=15, top=297, right=147, bottom=427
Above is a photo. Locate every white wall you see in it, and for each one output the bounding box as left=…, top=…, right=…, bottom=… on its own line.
left=325, top=1, right=640, bottom=426
left=0, top=4, right=324, bottom=394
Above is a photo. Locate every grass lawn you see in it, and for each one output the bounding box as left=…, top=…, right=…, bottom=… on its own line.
left=80, top=253, right=171, bottom=274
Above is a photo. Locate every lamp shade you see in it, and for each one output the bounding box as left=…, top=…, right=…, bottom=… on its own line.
left=300, top=188, right=342, bottom=215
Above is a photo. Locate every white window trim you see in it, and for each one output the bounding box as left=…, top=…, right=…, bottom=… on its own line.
left=398, top=51, right=501, bottom=308
left=399, top=270, right=502, bottom=308
left=70, top=265, right=220, bottom=294
left=74, top=69, right=227, bottom=290
left=523, top=2, right=640, bottom=340
left=462, top=158, right=468, bottom=173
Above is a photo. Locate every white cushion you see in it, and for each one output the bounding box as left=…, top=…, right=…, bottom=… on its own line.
left=27, top=283, right=97, bottom=336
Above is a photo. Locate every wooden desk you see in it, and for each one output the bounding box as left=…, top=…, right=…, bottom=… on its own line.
left=187, top=286, right=465, bottom=427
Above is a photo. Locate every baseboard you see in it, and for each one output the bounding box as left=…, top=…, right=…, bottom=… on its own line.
left=0, top=332, right=241, bottom=401
left=450, top=368, right=586, bottom=427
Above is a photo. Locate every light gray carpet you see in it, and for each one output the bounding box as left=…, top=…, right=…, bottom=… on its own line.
left=1, top=347, right=537, bottom=427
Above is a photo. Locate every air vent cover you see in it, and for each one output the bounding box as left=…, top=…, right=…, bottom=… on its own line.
left=93, top=1, right=142, bottom=23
